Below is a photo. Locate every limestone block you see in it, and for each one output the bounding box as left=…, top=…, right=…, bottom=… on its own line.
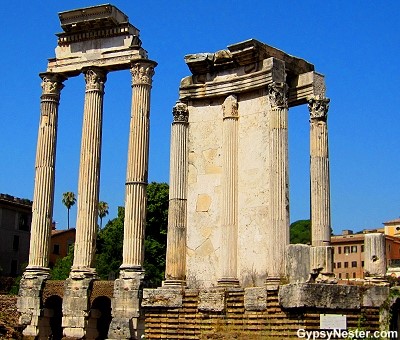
left=196, top=194, right=212, bottom=212
left=244, top=287, right=267, bottom=311
left=198, top=289, right=225, bottom=312
left=286, top=244, right=310, bottom=283
left=142, top=288, right=183, bottom=308
left=364, top=233, right=386, bottom=277
left=279, top=283, right=362, bottom=309
left=362, top=286, right=390, bottom=307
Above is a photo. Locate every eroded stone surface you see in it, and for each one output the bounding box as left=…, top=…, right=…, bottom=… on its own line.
left=279, top=283, right=362, bottom=309
left=142, top=288, right=183, bottom=307
left=198, top=289, right=225, bottom=312
left=244, top=287, right=267, bottom=311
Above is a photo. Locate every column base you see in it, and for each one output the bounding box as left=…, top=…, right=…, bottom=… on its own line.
left=217, top=277, right=240, bottom=287
left=108, top=270, right=145, bottom=339
left=309, top=246, right=336, bottom=284
left=162, top=279, right=186, bottom=287
left=69, top=267, right=97, bottom=279
left=62, top=277, right=95, bottom=339
left=363, top=276, right=389, bottom=286
left=17, top=274, right=48, bottom=338
left=265, top=277, right=281, bottom=291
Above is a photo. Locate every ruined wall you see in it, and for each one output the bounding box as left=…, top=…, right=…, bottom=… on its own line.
left=186, top=91, right=278, bottom=287
left=144, top=287, right=382, bottom=339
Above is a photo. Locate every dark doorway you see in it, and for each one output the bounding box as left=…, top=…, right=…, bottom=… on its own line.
left=91, top=296, right=112, bottom=339
left=390, top=298, right=400, bottom=340
left=44, top=295, right=63, bottom=340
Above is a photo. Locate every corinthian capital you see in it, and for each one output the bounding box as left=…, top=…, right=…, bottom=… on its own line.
left=40, top=73, right=65, bottom=96
left=83, top=68, right=107, bottom=92
left=172, top=101, right=189, bottom=123
left=131, top=62, right=155, bottom=86
left=222, top=94, right=238, bottom=119
left=268, top=82, right=288, bottom=108
left=308, top=97, right=330, bottom=121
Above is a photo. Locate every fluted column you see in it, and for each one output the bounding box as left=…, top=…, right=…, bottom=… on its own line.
left=164, top=101, right=189, bottom=286
left=25, top=73, right=65, bottom=276
left=308, top=97, right=331, bottom=246
left=218, top=95, right=240, bottom=286
left=120, top=60, right=156, bottom=276
left=267, top=82, right=289, bottom=282
left=71, top=67, right=107, bottom=277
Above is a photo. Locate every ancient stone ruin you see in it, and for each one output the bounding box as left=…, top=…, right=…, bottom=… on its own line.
left=17, top=4, right=397, bottom=340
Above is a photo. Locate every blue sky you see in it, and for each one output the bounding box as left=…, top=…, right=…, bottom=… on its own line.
left=1, top=1, right=399, bottom=234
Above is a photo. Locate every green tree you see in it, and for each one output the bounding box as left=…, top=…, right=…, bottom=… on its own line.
left=290, top=219, right=311, bottom=244
left=62, top=192, right=76, bottom=229
left=50, top=245, right=74, bottom=280
left=96, top=207, right=125, bottom=279
left=95, top=182, right=169, bottom=287
left=98, top=201, right=109, bottom=229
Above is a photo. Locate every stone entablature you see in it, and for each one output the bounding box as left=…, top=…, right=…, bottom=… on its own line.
left=48, top=4, right=146, bottom=75
left=179, top=39, right=325, bottom=106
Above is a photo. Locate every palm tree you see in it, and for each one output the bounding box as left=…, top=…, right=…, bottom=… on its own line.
left=62, top=192, right=76, bottom=229
left=98, top=201, right=109, bottom=229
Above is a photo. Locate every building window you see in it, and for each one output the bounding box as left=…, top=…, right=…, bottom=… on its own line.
left=344, top=262, right=349, bottom=268
left=361, top=261, right=364, bottom=267
left=19, top=213, right=29, bottom=231
left=10, top=260, right=17, bottom=276
left=353, top=273, right=356, bottom=278
left=351, top=261, right=357, bottom=268
left=339, top=273, right=342, bottom=279
left=338, top=247, right=342, bottom=254
left=53, top=244, right=60, bottom=255
left=361, top=245, right=364, bottom=252
left=351, top=246, right=357, bottom=253
left=333, top=263, right=336, bottom=269
left=13, top=235, right=20, bottom=251
left=337, top=262, right=341, bottom=269
left=346, top=273, right=349, bottom=279
left=344, top=246, right=350, bottom=254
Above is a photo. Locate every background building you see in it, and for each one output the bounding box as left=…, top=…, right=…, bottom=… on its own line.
left=0, top=194, right=32, bottom=276
left=332, top=226, right=400, bottom=281
left=49, top=228, right=76, bottom=268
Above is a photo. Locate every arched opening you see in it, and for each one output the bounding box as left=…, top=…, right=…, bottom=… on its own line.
left=390, top=298, right=400, bottom=339
left=44, top=295, right=63, bottom=340
left=91, top=296, right=112, bottom=340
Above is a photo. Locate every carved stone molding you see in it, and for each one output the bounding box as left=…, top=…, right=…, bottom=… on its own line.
left=222, top=94, right=238, bottom=119
left=131, top=62, right=155, bottom=86
left=40, top=73, right=65, bottom=96
left=172, top=101, right=189, bottom=123
left=84, top=68, right=107, bottom=92
left=308, top=97, right=330, bottom=121
left=268, top=82, right=288, bottom=108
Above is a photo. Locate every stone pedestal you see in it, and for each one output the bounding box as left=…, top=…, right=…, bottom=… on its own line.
left=108, top=271, right=144, bottom=339
left=17, top=275, right=48, bottom=338
left=364, top=233, right=387, bottom=283
left=164, top=101, right=189, bottom=287
left=286, top=244, right=311, bottom=284
left=309, top=246, right=336, bottom=283
left=62, top=278, right=93, bottom=339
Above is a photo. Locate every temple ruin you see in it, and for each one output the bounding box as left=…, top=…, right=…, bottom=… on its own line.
left=17, top=4, right=397, bottom=340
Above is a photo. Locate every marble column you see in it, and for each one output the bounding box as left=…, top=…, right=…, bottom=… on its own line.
left=308, top=97, right=331, bottom=247
left=17, top=73, right=65, bottom=338
left=364, top=233, right=387, bottom=280
left=218, top=95, right=240, bottom=286
left=71, top=67, right=107, bottom=277
left=164, top=101, right=189, bottom=286
left=267, top=82, right=289, bottom=283
left=120, top=60, right=156, bottom=276
left=25, top=73, right=65, bottom=276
